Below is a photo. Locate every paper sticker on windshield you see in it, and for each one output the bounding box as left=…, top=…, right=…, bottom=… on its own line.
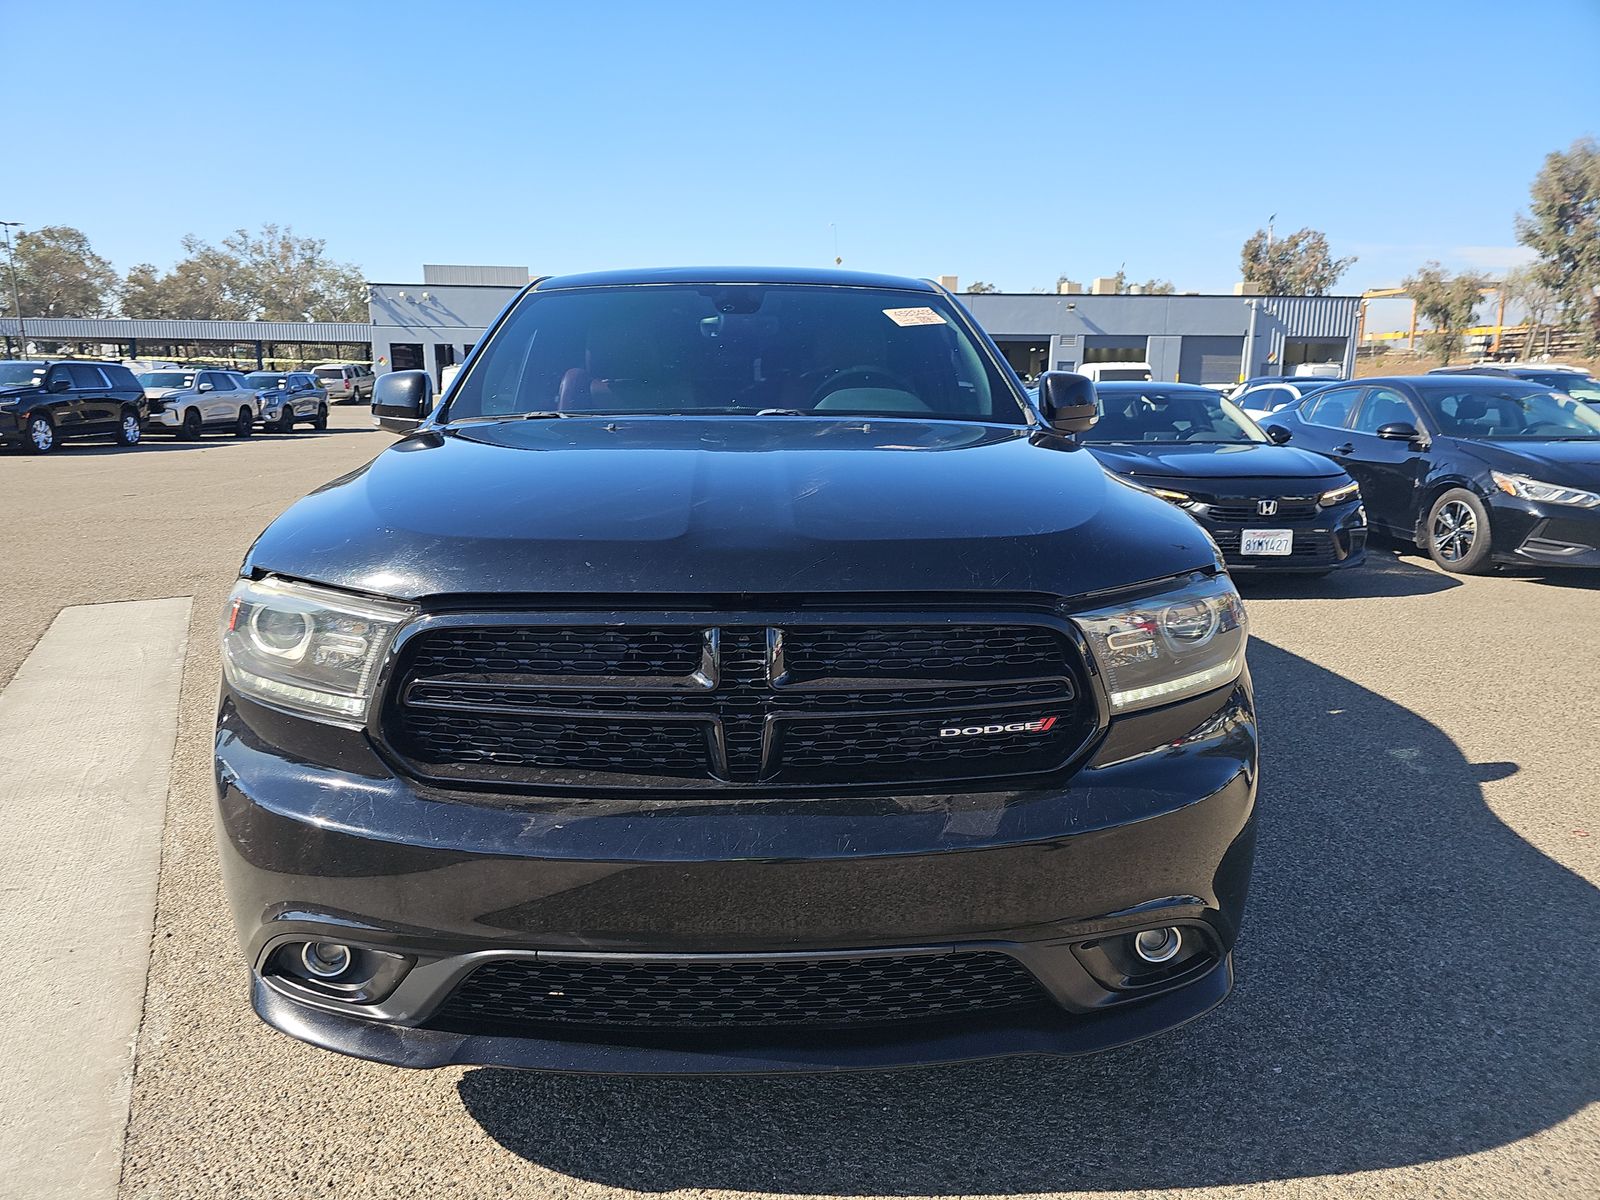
left=883, top=306, right=946, bottom=327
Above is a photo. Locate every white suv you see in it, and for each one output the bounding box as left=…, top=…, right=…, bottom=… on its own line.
left=312, top=363, right=375, bottom=404
left=139, top=369, right=261, bottom=439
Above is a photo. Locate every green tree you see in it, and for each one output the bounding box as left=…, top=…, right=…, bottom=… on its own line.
left=1134, top=278, right=1176, bottom=295
left=1240, top=227, right=1355, bottom=295
left=1405, top=262, right=1488, bottom=364
left=0, top=225, right=118, bottom=317
left=121, top=225, right=367, bottom=322
left=1502, top=263, right=1559, bottom=356
left=121, top=235, right=252, bottom=319
left=1514, top=136, right=1600, bottom=347
left=965, top=280, right=998, bottom=294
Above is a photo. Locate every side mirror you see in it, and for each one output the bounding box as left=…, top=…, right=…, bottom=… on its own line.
left=1034, top=371, right=1098, bottom=434
left=372, top=369, right=434, bottom=433
left=1264, top=424, right=1293, bottom=444
left=1376, top=421, right=1421, bottom=443
left=196, top=382, right=214, bottom=393
left=47, top=377, right=71, bottom=393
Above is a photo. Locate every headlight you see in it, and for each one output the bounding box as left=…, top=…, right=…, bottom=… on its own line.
left=1071, top=573, right=1248, bottom=714
left=1491, top=471, right=1600, bottom=508
left=221, top=576, right=416, bottom=724
left=1110, top=473, right=1194, bottom=507
left=1318, top=480, right=1361, bottom=507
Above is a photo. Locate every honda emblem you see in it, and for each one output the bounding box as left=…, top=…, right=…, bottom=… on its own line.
left=1257, top=499, right=1279, bottom=517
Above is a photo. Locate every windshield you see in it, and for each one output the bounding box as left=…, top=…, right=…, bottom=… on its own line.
left=246, top=374, right=288, bottom=388
left=445, top=284, right=1023, bottom=424
left=1522, top=371, right=1600, bottom=403
left=140, top=371, right=196, bottom=388
left=312, top=368, right=344, bottom=380
left=0, top=362, right=46, bottom=388
left=1081, top=387, right=1268, bottom=445
left=1416, top=382, right=1600, bottom=440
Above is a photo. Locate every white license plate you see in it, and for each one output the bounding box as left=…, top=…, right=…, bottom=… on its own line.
left=1241, top=529, right=1293, bottom=556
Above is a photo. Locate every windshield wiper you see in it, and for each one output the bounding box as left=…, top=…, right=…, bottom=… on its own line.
left=444, top=411, right=566, bottom=426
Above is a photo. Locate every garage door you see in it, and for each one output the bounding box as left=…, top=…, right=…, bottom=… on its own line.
left=1178, top=336, right=1243, bottom=384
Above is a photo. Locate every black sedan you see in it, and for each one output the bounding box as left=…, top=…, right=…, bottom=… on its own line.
left=1082, top=382, right=1367, bottom=575
left=1260, top=375, right=1600, bottom=573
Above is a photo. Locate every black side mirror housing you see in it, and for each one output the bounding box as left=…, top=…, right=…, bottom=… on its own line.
left=1263, top=424, right=1293, bottom=444
left=48, top=377, right=71, bottom=393
left=372, top=370, right=434, bottom=434
left=1376, top=421, right=1421, bottom=442
left=1035, top=371, right=1098, bottom=434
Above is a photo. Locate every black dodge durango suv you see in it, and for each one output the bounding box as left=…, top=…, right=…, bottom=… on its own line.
left=216, top=268, right=1258, bottom=1073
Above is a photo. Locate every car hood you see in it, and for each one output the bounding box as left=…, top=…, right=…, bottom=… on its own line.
left=244, top=417, right=1218, bottom=600
left=1450, top=437, right=1600, bottom=486
left=1085, top=441, right=1345, bottom=484
left=144, top=387, right=189, bottom=399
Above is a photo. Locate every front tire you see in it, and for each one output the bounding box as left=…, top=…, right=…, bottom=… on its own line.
left=272, top=411, right=296, bottom=434
left=23, top=413, right=56, bottom=454
left=1425, top=488, right=1494, bottom=574
left=312, top=403, right=328, bottom=430
left=115, top=407, right=142, bottom=447
left=235, top=408, right=255, bottom=438
left=179, top=409, right=203, bottom=441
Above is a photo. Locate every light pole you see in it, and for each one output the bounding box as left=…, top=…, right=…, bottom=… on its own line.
left=0, top=222, right=23, bottom=358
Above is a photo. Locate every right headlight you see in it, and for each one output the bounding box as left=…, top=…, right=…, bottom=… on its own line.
left=222, top=575, right=417, bottom=725
left=1071, top=572, right=1248, bottom=714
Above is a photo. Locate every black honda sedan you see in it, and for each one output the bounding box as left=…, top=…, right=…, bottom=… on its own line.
left=1082, top=382, right=1367, bottom=574
left=1260, top=375, right=1600, bottom=573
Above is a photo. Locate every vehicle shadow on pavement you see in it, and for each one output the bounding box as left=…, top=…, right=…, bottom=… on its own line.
left=30, top=428, right=378, bottom=456
left=1234, top=545, right=1460, bottom=600
left=456, top=638, right=1599, bottom=1193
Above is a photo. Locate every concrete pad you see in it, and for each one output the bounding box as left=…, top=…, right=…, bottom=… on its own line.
left=0, top=599, right=191, bottom=1200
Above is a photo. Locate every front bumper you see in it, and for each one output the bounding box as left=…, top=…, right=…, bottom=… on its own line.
left=1489, top=496, right=1600, bottom=568
left=1198, top=500, right=1367, bottom=573
left=216, top=677, right=1258, bottom=1074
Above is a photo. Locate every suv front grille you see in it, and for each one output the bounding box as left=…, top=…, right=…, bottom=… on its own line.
left=426, top=952, right=1050, bottom=1031
left=385, top=616, right=1090, bottom=791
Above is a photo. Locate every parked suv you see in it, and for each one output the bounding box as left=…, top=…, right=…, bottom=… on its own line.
left=139, top=369, right=260, bottom=439
left=311, top=362, right=374, bottom=404
left=0, top=359, right=148, bottom=453
left=216, top=268, right=1258, bottom=1074
left=244, top=371, right=330, bottom=432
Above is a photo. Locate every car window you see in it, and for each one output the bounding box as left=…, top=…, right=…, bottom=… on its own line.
left=448, top=284, right=1022, bottom=424
left=1080, top=387, right=1266, bottom=445
left=1300, top=386, right=1362, bottom=429
left=1352, top=387, right=1419, bottom=435
left=1415, top=382, right=1600, bottom=440
left=44, top=365, right=73, bottom=389
left=67, top=364, right=108, bottom=388
left=1241, top=385, right=1289, bottom=411
left=104, top=365, right=139, bottom=388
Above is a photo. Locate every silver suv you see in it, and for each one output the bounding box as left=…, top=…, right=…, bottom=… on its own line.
left=311, top=363, right=375, bottom=404
left=139, top=369, right=261, bottom=439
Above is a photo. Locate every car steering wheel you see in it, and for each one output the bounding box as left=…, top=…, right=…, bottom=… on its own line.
left=809, top=365, right=917, bottom=406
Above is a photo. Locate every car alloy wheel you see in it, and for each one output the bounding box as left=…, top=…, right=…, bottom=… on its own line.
left=181, top=410, right=203, bottom=440
left=27, top=416, right=55, bottom=453
left=1432, top=500, right=1477, bottom=562
left=119, top=412, right=142, bottom=446
left=236, top=408, right=254, bottom=438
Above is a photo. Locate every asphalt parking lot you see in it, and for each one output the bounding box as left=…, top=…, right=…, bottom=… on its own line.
left=1, top=407, right=1596, bottom=1199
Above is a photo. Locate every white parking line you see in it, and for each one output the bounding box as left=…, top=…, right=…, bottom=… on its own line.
left=0, top=599, right=190, bottom=1200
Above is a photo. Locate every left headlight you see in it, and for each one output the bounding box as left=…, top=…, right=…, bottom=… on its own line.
left=222, top=576, right=417, bottom=724
left=1318, top=480, right=1361, bottom=507
left=1071, top=572, right=1248, bottom=714
left=1491, top=471, right=1600, bottom=508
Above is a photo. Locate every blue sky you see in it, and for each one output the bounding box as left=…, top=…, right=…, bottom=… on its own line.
left=9, top=0, right=1597, bottom=307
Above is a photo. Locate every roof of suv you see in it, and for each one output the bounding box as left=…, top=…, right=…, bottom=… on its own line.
left=532, top=266, right=941, bottom=292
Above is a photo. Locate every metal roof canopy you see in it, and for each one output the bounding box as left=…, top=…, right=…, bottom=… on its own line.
left=0, top=317, right=370, bottom=342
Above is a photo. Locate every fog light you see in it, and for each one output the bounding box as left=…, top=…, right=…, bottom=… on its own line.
left=300, top=941, right=353, bottom=979
left=1133, top=927, right=1182, bottom=964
